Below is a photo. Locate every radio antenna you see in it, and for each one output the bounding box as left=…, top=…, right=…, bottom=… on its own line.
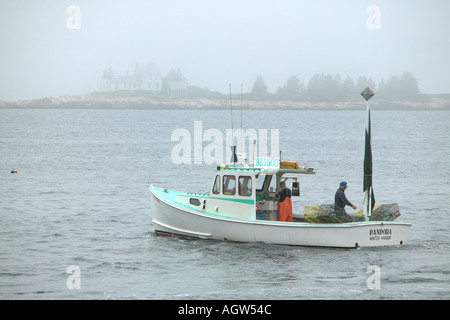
left=229, top=83, right=234, bottom=134
left=229, top=83, right=237, bottom=165
left=240, top=83, right=244, bottom=162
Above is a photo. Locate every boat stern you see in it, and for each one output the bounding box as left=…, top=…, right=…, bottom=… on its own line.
left=350, top=221, right=411, bottom=248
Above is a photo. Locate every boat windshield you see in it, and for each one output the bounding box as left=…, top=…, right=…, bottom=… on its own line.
left=223, top=175, right=236, bottom=195
left=256, top=174, right=277, bottom=193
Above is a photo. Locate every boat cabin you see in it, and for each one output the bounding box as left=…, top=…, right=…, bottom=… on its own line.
left=208, top=166, right=315, bottom=221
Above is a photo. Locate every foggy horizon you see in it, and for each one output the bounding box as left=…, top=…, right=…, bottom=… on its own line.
left=1, top=0, right=449, bottom=101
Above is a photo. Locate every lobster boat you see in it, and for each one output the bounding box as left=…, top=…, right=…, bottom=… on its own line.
left=149, top=88, right=411, bottom=248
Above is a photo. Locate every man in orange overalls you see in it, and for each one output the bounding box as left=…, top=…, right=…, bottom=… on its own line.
left=276, top=181, right=292, bottom=222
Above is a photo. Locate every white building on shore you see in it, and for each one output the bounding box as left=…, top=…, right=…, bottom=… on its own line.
left=100, top=63, right=162, bottom=92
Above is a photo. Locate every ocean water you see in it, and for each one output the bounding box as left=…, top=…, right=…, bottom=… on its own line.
left=0, top=108, right=449, bottom=300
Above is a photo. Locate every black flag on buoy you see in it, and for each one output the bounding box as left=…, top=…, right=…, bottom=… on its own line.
left=230, top=146, right=238, bottom=164
left=361, top=87, right=374, bottom=101
left=361, top=87, right=375, bottom=219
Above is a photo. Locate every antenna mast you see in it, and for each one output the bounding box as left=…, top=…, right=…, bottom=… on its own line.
left=229, top=83, right=237, bottom=165
left=240, top=83, right=244, bottom=164
left=229, top=83, right=234, bottom=134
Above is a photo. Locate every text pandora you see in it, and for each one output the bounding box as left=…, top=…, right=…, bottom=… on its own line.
left=369, top=228, right=392, bottom=240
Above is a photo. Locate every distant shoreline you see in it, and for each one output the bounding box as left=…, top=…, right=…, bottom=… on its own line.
left=1, top=92, right=449, bottom=110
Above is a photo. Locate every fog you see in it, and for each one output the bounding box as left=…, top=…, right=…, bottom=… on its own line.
left=1, top=0, right=449, bottom=100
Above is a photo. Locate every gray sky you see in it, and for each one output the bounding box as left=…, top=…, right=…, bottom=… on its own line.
left=1, top=0, right=449, bottom=100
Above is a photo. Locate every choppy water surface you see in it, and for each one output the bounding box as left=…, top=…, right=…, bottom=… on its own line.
left=0, top=109, right=449, bottom=299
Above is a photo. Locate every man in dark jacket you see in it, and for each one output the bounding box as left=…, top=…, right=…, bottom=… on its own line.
left=334, top=181, right=356, bottom=222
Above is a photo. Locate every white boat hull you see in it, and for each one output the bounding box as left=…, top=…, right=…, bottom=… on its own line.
left=150, top=186, right=410, bottom=249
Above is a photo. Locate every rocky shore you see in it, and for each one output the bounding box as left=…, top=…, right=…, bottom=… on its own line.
left=1, top=93, right=449, bottom=110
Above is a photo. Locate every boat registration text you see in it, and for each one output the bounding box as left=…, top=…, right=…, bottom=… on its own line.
left=369, top=228, right=392, bottom=241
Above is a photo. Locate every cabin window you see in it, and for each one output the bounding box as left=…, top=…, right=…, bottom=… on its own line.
left=189, top=198, right=201, bottom=206
left=223, top=175, right=236, bottom=195
left=212, top=175, right=220, bottom=194
left=239, top=176, right=252, bottom=196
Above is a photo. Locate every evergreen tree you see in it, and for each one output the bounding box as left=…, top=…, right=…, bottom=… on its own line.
left=250, top=75, right=269, bottom=98
left=386, top=74, right=400, bottom=98
left=305, top=73, right=322, bottom=101
left=378, top=72, right=419, bottom=100
left=165, top=68, right=186, bottom=82
left=378, top=78, right=386, bottom=95
left=306, top=73, right=344, bottom=102
left=341, top=76, right=356, bottom=101
left=277, top=75, right=305, bottom=100
left=356, top=76, right=376, bottom=92
left=399, top=71, right=420, bottom=98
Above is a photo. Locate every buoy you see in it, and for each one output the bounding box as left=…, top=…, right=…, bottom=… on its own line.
left=11, top=170, right=18, bottom=174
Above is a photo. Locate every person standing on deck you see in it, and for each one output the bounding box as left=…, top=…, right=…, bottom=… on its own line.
left=276, top=181, right=293, bottom=222
left=334, top=181, right=356, bottom=222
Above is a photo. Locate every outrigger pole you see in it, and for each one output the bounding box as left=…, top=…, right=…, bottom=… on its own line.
left=361, top=87, right=375, bottom=221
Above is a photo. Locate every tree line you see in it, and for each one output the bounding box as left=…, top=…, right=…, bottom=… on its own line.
left=186, top=71, right=420, bottom=102
left=160, top=67, right=421, bottom=102
left=251, top=71, right=420, bottom=101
